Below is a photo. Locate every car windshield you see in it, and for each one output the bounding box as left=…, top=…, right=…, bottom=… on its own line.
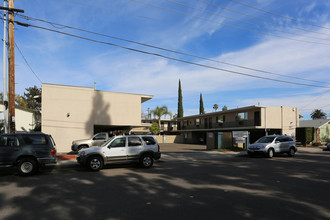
left=255, top=136, right=276, bottom=143
left=100, top=136, right=116, bottom=147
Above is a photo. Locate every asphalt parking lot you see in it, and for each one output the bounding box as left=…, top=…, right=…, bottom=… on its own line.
left=1, top=145, right=330, bottom=220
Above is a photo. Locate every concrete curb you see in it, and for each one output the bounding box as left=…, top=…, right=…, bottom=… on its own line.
left=57, top=155, right=76, bottom=160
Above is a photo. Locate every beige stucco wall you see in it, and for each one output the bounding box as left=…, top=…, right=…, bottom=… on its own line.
left=15, top=108, right=35, bottom=131
left=320, top=123, right=330, bottom=142
left=262, top=107, right=299, bottom=136
left=1, top=104, right=34, bottom=131
left=154, top=135, right=182, bottom=144
left=42, top=83, right=151, bottom=152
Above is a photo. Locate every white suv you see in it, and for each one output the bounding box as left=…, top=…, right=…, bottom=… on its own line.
left=247, top=135, right=297, bottom=158
left=77, top=135, right=161, bottom=171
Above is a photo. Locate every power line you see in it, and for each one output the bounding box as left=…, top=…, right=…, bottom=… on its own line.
left=299, top=89, right=330, bottom=110
left=15, top=14, right=329, bottom=85
left=13, top=20, right=330, bottom=89
left=0, top=11, right=42, bottom=84
left=229, top=0, right=330, bottom=31
left=15, top=43, right=43, bottom=84
left=166, top=0, right=330, bottom=42
left=197, top=0, right=330, bottom=38
left=129, top=0, right=330, bottom=46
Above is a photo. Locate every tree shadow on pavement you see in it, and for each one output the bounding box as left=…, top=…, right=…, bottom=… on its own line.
left=0, top=150, right=330, bottom=220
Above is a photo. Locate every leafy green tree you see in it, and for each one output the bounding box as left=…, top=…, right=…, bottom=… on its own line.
left=23, top=86, right=41, bottom=113
left=177, top=80, right=183, bottom=118
left=24, top=86, right=42, bottom=131
left=199, top=93, right=205, bottom=114
left=15, top=94, right=27, bottom=108
left=149, top=123, right=160, bottom=135
left=222, top=105, right=228, bottom=111
left=151, top=106, right=172, bottom=129
left=213, top=104, right=218, bottom=111
left=310, top=109, right=326, bottom=120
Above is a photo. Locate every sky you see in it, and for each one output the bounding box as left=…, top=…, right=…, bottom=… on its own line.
left=1, top=0, right=330, bottom=119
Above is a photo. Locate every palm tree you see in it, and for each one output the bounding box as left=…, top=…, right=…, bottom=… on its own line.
left=310, top=109, right=327, bottom=120
left=151, top=106, right=172, bottom=131
left=213, top=104, right=219, bottom=112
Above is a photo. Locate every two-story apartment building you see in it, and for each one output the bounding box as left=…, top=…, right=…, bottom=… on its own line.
left=177, top=106, right=299, bottom=149
left=130, top=119, right=178, bottom=135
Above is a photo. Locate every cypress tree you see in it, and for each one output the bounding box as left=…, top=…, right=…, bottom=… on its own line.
left=177, top=80, right=183, bottom=118
left=199, top=93, right=205, bottom=114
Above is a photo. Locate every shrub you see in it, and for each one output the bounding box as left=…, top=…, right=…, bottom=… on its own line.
left=296, top=127, right=314, bottom=146
left=149, top=123, right=160, bottom=135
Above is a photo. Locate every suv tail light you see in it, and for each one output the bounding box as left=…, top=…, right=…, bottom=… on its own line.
left=51, top=149, right=56, bottom=156
left=158, top=144, right=160, bottom=152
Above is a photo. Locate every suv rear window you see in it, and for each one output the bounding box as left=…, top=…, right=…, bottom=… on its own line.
left=142, top=136, right=156, bottom=145
left=0, top=135, right=20, bottom=146
left=128, top=137, right=142, bottom=147
left=21, top=134, right=48, bottom=145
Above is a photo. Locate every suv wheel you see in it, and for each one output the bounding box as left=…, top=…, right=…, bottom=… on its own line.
left=288, top=147, right=296, bottom=157
left=88, top=155, right=103, bottom=171
left=140, top=154, right=153, bottom=168
left=17, top=158, right=38, bottom=176
left=267, top=149, right=274, bottom=158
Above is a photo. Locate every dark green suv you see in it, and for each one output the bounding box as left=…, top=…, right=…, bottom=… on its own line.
left=0, top=132, right=57, bottom=176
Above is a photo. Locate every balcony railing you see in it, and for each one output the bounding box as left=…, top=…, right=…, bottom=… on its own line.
left=180, top=120, right=256, bottom=130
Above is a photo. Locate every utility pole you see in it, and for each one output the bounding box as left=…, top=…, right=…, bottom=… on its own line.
left=8, top=0, right=15, bottom=133
left=1, top=1, right=23, bottom=133
left=2, top=0, right=8, bottom=133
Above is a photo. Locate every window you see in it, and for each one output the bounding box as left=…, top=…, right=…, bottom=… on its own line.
left=254, top=111, right=261, bottom=126
left=195, top=118, right=200, bottom=127
left=236, top=112, right=248, bottom=121
left=283, top=136, right=293, bottom=142
left=21, top=134, right=47, bottom=145
left=128, top=137, right=142, bottom=147
left=93, top=133, right=106, bottom=140
left=110, top=137, right=126, bottom=147
left=209, top=118, right=212, bottom=128
left=0, top=135, right=20, bottom=147
left=142, top=136, right=156, bottom=145
left=216, top=115, right=224, bottom=125
left=276, top=137, right=284, bottom=143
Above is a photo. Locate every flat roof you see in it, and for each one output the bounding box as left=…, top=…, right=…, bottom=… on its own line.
left=42, top=83, right=153, bottom=102
left=177, top=105, right=265, bottom=120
